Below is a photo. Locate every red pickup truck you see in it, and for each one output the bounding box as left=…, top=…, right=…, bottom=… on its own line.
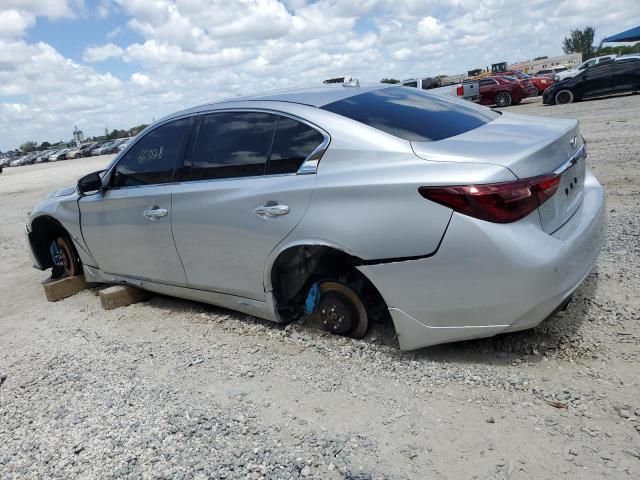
left=493, top=70, right=555, bottom=95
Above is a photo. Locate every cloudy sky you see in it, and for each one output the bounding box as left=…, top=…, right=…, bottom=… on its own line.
left=0, top=0, right=638, bottom=150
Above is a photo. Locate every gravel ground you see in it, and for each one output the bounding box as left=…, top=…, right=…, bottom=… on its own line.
left=1, top=94, right=639, bottom=479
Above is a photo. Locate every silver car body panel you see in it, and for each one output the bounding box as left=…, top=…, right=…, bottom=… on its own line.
left=27, top=192, right=98, bottom=269
left=25, top=85, right=607, bottom=350
left=79, top=184, right=188, bottom=285
left=359, top=170, right=605, bottom=350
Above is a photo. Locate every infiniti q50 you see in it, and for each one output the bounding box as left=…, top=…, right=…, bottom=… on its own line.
left=26, top=85, right=606, bottom=350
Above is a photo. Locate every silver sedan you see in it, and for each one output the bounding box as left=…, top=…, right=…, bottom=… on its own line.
left=25, top=84, right=606, bottom=350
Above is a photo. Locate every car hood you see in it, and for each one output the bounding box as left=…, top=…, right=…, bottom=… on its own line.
left=411, top=111, right=580, bottom=179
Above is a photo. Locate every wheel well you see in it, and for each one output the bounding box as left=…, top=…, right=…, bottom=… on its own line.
left=270, top=245, right=390, bottom=323
left=29, top=216, right=76, bottom=269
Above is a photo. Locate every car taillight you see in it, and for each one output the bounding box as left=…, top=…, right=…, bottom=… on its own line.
left=456, top=85, right=464, bottom=96
left=418, top=173, right=561, bottom=223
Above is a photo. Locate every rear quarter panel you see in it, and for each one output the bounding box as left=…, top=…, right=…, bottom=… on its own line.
left=281, top=137, right=517, bottom=261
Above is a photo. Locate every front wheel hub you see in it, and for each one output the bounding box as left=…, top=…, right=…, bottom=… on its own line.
left=318, top=292, right=355, bottom=335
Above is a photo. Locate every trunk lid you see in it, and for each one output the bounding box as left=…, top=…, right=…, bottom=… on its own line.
left=411, top=112, right=586, bottom=233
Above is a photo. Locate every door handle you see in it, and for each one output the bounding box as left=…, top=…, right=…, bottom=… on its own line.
left=143, top=207, right=168, bottom=221
left=253, top=203, right=290, bottom=218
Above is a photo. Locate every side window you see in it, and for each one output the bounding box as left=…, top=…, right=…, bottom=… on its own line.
left=112, top=117, right=194, bottom=188
left=479, top=79, right=497, bottom=86
left=189, top=112, right=275, bottom=181
left=267, top=117, right=325, bottom=175
left=585, top=60, right=613, bottom=78
left=615, top=58, right=639, bottom=69
left=581, top=59, right=596, bottom=70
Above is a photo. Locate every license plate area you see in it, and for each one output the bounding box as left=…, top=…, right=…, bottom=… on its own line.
left=539, top=146, right=586, bottom=233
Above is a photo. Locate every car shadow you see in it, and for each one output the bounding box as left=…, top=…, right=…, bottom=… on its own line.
left=132, top=270, right=599, bottom=367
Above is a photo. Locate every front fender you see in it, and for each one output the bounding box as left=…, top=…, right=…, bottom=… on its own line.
left=28, top=194, right=98, bottom=268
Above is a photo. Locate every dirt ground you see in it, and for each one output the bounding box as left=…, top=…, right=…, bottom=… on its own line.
left=1, top=94, right=639, bottom=479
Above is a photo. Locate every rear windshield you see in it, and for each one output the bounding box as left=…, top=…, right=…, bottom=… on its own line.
left=320, top=87, right=498, bottom=142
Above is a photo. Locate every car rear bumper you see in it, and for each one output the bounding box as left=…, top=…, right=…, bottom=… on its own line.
left=358, top=170, right=606, bottom=350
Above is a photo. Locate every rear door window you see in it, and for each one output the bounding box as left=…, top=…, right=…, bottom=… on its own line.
left=321, top=87, right=499, bottom=142
left=189, top=112, right=276, bottom=181
left=112, top=116, right=194, bottom=188
left=267, top=117, right=325, bottom=174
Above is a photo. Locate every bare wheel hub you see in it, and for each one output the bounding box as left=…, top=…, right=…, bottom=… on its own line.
left=318, top=291, right=355, bottom=335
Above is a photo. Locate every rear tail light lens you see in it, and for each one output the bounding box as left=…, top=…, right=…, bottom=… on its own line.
left=419, top=173, right=561, bottom=223
left=456, top=85, right=464, bottom=96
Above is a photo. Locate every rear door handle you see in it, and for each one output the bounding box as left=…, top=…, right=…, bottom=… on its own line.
left=254, top=203, right=290, bottom=218
left=143, top=207, right=168, bottom=221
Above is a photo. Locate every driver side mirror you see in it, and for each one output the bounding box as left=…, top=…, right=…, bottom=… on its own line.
left=77, top=171, right=103, bottom=196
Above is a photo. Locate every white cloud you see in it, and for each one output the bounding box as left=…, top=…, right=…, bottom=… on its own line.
left=83, top=43, right=124, bottom=62
left=0, top=9, right=35, bottom=38
left=417, top=16, right=444, bottom=39
left=1, top=0, right=640, bottom=149
left=1, top=0, right=77, bottom=19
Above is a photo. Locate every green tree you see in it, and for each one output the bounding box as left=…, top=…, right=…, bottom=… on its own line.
left=20, top=141, right=37, bottom=153
left=39, top=141, right=51, bottom=149
left=562, top=26, right=596, bottom=59
left=128, top=124, right=148, bottom=136
left=380, top=78, right=400, bottom=84
left=597, top=42, right=640, bottom=56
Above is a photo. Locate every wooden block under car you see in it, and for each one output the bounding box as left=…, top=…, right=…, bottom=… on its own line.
left=42, top=275, right=88, bottom=302
left=99, top=285, right=152, bottom=310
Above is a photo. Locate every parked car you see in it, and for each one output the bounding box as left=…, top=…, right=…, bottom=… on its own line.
left=478, top=76, right=528, bottom=106
left=49, top=148, right=71, bottom=162
left=543, top=55, right=640, bottom=105
left=10, top=152, right=39, bottom=166
left=83, top=142, right=106, bottom=157
left=536, top=67, right=569, bottom=78
left=92, top=141, right=117, bottom=156
left=497, top=75, right=537, bottom=97
left=401, top=77, right=481, bottom=102
left=34, top=150, right=55, bottom=163
left=25, top=84, right=606, bottom=351
left=554, top=55, right=617, bottom=81
left=536, top=67, right=568, bottom=77
left=101, top=138, right=129, bottom=154
left=117, top=138, right=133, bottom=152
left=67, top=143, right=96, bottom=159
left=493, top=70, right=555, bottom=95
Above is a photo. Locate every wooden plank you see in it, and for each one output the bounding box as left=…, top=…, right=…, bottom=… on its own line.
left=42, top=275, right=87, bottom=302
left=99, top=285, right=152, bottom=310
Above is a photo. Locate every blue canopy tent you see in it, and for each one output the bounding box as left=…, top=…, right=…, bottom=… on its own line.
left=602, top=26, right=640, bottom=43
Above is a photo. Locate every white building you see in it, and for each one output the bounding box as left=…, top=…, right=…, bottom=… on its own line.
left=509, top=53, right=582, bottom=74
left=72, top=126, right=85, bottom=145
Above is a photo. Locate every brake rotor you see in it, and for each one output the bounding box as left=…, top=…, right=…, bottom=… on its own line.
left=318, top=291, right=355, bottom=335
left=318, top=281, right=369, bottom=338
left=55, top=237, right=78, bottom=278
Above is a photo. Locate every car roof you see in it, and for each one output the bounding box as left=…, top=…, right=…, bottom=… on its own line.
left=215, top=84, right=389, bottom=108
left=153, top=83, right=395, bottom=126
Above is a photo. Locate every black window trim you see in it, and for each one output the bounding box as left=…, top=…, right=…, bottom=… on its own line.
left=106, top=113, right=198, bottom=190
left=180, top=108, right=331, bottom=184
